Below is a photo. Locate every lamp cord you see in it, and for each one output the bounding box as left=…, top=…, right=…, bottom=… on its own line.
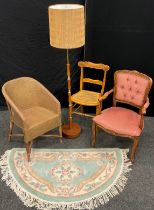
left=67, top=49, right=69, bottom=64
left=83, top=0, right=87, bottom=61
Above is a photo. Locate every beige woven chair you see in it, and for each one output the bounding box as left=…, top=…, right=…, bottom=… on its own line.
left=2, top=77, right=62, bottom=161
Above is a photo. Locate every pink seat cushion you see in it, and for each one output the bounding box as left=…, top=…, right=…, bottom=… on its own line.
left=93, top=107, right=142, bottom=137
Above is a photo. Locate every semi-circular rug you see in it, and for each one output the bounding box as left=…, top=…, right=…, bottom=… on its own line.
left=0, top=148, right=132, bottom=210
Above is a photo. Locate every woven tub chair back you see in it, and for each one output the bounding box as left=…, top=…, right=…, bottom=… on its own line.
left=2, top=77, right=43, bottom=110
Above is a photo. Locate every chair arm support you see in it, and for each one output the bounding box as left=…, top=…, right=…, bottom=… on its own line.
left=99, top=89, right=114, bottom=102
left=38, top=84, right=61, bottom=114
left=3, top=94, right=25, bottom=121
left=141, top=97, right=150, bottom=115
left=139, top=98, right=150, bottom=129
left=4, top=95, right=27, bottom=129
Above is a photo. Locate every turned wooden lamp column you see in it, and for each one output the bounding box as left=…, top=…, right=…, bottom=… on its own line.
left=48, top=4, right=85, bottom=138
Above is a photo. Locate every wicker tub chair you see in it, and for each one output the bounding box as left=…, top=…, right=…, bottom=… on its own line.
left=2, top=77, right=62, bottom=161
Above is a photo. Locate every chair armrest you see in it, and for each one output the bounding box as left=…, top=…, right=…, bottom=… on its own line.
left=141, top=97, right=150, bottom=115
left=139, top=97, right=150, bottom=129
left=38, top=85, right=61, bottom=114
left=99, top=89, right=114, bottom=102
left=4, top=95, right=27, bottom=129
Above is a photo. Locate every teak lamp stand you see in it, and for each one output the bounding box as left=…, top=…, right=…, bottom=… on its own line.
left=62, top=49, right=81, bottom=138
left=48, top=4, right=85, bottom=138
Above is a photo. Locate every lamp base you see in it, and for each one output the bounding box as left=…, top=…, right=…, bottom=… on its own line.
left=62, top=122, right=81, bottom=139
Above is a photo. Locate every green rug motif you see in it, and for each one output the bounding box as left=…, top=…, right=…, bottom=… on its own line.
left=0, top=148, right=132, bottom=210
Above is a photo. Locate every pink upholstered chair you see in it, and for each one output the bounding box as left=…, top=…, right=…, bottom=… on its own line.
left=92, top=70, right=152, bottom=162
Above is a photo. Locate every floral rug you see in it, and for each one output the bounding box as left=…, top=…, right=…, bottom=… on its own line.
left=0, top=148, right=132, bottom=210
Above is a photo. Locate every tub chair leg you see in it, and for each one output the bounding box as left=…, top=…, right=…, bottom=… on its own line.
left=25, top=141, right=32, bottom=162
left=8, top=121, right=14, bottom=142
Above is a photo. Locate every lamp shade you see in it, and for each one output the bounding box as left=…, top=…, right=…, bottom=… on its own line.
left=48, top=4, right=85, bottom=49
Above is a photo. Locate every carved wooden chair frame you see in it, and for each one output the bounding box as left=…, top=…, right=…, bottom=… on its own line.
left=92, top=70, right=153, bottom=162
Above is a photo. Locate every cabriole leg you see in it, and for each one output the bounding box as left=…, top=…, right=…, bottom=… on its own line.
left=131, top=137, right=139, bottom=162
left=92, top=122, right=97, bottom=147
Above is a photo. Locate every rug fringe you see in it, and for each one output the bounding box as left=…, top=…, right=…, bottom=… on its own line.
left=0, top=149, right=132, bottom=210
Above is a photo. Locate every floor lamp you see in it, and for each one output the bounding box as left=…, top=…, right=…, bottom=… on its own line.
left=48, top=4, right=85, bottom=138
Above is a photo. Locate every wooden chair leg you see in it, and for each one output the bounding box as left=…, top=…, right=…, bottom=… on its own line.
left=100, top=101, right=102, bottom=111
left=59, top=125, right=63, bottom=143
left=92, top=122, right=97, bottom=147
left=96, top=105, right=101, bottom=115
left=131, top=137, right=139, bottom=162
left=81, top=105, right=84, bottom=114
left=25, top=141, right=32, bottom=162
left=29, top=141, right=33, bottom=155
left=8, top=121, right=14, bottom=141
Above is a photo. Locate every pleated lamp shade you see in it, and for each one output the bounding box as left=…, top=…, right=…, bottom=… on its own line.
left=48, top=4, right=85, bottom=49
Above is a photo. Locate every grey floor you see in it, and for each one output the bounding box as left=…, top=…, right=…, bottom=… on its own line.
left=0, top=109, right=154, bottom=210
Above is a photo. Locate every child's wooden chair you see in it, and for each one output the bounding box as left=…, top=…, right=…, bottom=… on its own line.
left=71, top=61, right=110, bottom=117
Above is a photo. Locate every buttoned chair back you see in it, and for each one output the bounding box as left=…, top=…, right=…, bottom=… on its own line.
left=114, top=70, right=152, bottom=109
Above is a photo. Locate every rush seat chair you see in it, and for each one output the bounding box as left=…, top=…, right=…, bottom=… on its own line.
left=2, top=77, right=62, bottom=161
left=92, top=70, right=152, bottom=162
left=71, top=61, right=110, bottom=117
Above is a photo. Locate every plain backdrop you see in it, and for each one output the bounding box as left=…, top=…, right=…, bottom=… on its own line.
left=0, top=0, right=154, bottom=115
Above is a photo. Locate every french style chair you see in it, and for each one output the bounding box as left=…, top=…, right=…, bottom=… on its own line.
left=71, top=61, right=110, bottom=117
left=92, top=70, right=152, bottom=162
left=2, top=77, right=62, bottom=161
